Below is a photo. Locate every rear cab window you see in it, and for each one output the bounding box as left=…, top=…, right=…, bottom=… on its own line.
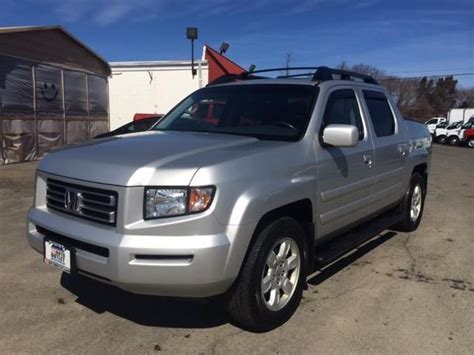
left=363, top=90, right=396, bottom=137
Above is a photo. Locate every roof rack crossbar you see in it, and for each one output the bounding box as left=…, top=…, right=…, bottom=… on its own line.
left=277, top=72, right=315, bottom=79
left=207, top=73, right=266, bottom=86
left=207, top=66, right=379, bottom=86
left=312, top=66, right=379, bottom=84
left=241, top=67, right=319, bottom=77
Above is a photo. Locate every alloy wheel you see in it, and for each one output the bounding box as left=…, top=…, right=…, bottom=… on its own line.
left=410, top=184, right=423, bottom=222
left=261, top=237, right=301, bottom=311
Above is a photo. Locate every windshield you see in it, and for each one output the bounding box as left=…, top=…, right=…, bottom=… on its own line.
left=447, top=122, right=462, bottom=129
left=153, top=84, right=318, bottom=141
left=462, top=121, right=474, bottom=129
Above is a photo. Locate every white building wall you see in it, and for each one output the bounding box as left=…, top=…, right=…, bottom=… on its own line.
left=108, top=61, right=208, bottom=129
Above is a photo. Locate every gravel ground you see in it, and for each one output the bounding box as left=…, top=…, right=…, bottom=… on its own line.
left=0, top=144, right=473, bottom=354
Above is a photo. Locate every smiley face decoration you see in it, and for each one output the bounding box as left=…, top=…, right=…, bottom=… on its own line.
left=40, top=82, right=59, bottom=102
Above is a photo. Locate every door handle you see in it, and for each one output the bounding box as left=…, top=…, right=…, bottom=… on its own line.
left=363, top=154, right=372, bottom=168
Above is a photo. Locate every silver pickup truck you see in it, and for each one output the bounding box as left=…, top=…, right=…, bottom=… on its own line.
left=27, top=67, right=432, bottom=331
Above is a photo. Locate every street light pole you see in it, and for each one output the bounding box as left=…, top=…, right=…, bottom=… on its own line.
left=186, top=27, right=198, bottom=78
left=191, top=38, right=196, bottom=77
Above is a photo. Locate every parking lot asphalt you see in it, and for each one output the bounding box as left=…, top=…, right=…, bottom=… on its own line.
left=0, top=144, right=473, bottom=354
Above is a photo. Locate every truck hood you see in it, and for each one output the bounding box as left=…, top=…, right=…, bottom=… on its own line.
left=38, top=131, right=258, bottom=186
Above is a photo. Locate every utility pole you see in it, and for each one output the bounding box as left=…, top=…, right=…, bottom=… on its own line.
left=285, top=51, right=292, bottom=76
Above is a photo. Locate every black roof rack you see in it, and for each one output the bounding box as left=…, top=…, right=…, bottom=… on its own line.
left=311, top=66, right=378, bottom=84
left=207, top=66, right=379, bottom=86
left=206, top=73, right=266, bottom=85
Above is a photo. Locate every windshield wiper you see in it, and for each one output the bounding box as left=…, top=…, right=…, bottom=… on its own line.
left=267, top=121, right=299, bottom=131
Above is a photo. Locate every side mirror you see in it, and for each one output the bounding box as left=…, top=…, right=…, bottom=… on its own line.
left=322, top=124, right=359, bottom=147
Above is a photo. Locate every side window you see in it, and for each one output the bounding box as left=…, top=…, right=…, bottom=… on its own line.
left=118, top=122, right=136, bottom=133
left=321, top=89, right=364, bottom=140
left=143, top=118, right=158, bottom=129
left=363, top=90, right=395, bottom=137
left=130, top=120, right=150, bottom=132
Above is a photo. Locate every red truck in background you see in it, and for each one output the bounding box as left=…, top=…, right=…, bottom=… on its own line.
left=133, top=100, right=225, bottom=126
left=133, top=113, right=164, bottom=121
left=463, top=128, right=474, bottom=148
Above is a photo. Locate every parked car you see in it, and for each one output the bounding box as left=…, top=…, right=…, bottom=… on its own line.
left=425, top=117, right=446, bottom=135
left=94, top=116, right=162, bottom=138
left=434, top=121, right=463, bottom=144
left=462, top=127, right=474, bottom=148
left=27, top=67, right=431, bottom=331
left=446, top=119, right=474, bottom=146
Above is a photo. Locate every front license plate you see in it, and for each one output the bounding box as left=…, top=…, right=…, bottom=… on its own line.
left=44, top=240, right=72, bottom=273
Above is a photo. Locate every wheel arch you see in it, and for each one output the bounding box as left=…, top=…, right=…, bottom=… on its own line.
left=248, top=199, right=315, bottom=277
left=412, top=163, right=428, bottom=190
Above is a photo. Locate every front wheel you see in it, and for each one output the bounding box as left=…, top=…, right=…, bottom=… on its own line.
left=225, top=217, right=307, bottom=332
left=392, top=173, right=426, bottom=232
left=468, top=138, right=474, bottom=148
left=437, top=135, right=447, bottom=144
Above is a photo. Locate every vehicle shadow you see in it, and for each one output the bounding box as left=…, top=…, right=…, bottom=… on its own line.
left=60, top=230, right=398, bottom=329
left=307, top=231, right=397, bottom=286
left=60, top=273, right=228, bottom=328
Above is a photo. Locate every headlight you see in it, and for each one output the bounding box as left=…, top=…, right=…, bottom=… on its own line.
left=144, top=186, right=215, bottom=219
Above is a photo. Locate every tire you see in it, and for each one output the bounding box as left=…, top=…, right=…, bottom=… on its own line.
left=437, top=135, right=447, bottom=144
left=225, top=217, right=307, bottom=332
left=468, top=138, right=474, bottom=148
left=392, top=173, right=426, bottom=232
left=448, top=136, right=460, bottom=146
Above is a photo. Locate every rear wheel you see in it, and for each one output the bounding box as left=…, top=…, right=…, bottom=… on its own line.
left=437, top=135, right=447, bottom=144
left=448, top=136, right=460, bottom=146
left=468, top=138, right=474, bottom=148
left=392, top=173, right=426, bottom=232
left=225, top=217, right=307, bottom=332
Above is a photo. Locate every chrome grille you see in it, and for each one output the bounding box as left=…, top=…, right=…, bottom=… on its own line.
left=46, top=178, right=118, bottom=226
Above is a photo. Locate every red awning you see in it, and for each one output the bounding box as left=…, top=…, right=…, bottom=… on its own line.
left=204, top=44, right=246, bottom=83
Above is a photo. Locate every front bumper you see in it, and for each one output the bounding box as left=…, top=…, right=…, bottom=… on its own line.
left=27, top=207, right=238, bottom=297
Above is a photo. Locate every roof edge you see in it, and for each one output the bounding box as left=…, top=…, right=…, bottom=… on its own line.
left=0, top=25, right=111, bottom=76
left=109, top=60, right=208, bottom=68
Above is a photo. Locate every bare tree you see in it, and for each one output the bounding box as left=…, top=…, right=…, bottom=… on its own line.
left=337, top=62, right=385, bottom=80
left=337, top=60, right=350, bottom=70
left=456, top=88, right=474, bottom=107
left=335, top=61, right=473, bottom=121
left=381, top=77, right=418, bottom=116
left=349, top=63, right=386, bottom=81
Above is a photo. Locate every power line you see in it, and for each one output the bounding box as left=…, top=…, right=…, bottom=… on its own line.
left=388, top=67, right=474, bottom=75
left=381, top=72, right=474, bottom=80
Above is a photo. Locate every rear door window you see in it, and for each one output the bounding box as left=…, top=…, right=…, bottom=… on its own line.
left=363, top=90, right=395, bottom=137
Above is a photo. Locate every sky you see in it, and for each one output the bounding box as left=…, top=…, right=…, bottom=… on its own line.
left=2, top=0, right=474, bottom=86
